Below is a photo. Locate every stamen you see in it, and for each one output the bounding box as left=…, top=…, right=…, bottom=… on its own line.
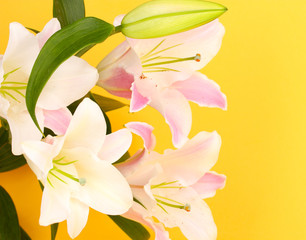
left=142, top=54, right=201, bottom=68
left=153, top=194, right=191, bottom=212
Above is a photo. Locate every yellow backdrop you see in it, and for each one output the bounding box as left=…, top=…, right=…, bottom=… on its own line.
left=0, top=0, right=305, bottom=239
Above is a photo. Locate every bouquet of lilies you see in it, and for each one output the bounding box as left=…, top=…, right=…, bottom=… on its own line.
left=0, top=0, right=228, bottom=239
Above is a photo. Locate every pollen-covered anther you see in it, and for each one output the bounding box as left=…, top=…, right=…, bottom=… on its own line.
left=184, top=203, right=191, bottom=212
left=195, top=53, right=201, bottom=62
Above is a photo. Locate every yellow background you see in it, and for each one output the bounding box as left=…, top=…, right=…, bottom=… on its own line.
left=0, top=0, right=306, bottom=239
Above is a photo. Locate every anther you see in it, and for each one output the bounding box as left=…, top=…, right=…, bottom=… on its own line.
left=184, top=203, right=191, bottom=212
left=195, top=54, right=201, bottom=62
left=79, top=178, right=86, bottom=186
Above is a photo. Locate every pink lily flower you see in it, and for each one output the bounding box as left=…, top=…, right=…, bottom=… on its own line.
left=117, top=122, right=226, bottom=240
left=97, top=17, right=227, bottom=148
left=0, top=19, right=98, bottom=155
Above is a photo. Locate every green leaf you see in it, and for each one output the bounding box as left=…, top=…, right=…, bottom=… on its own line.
left=108, top=215, right=150, bottom=240
left=0, top=186, right=21, bottom=239
left=53, top=0, right=85, bottom=27
left=121, top=0, right=227, bottom=38
left=51, top=223, right=59, bottom=240
left=20, top=227, right=31, bottom=240
left=91, top=93, right=127, bottom=112
left=0, top=128, right=27, bottom=173
left=26, top=17, right=114, bottom=132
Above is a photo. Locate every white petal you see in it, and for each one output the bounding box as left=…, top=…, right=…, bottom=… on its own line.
left=64, top=147, right=133, bottom=215
left=21, top=136, right=64, bottom=179
left=67, top=198, right=89, bottom=239
left=39, top=183, right=70, bottom=226
left=98, top=129, right=132, bottom=163
left=7, top=108, right=44, bottom=155
left=3, top=22, right=39, bottom=74
left=38, top=56, right=98, bottom=110
left=63, top=98, right=106, bottom=154
left=37, top=18, right=61, bottom=48
left=158, top=131, right=222, bottom=186
left=0, top=55, right=4, bottom=83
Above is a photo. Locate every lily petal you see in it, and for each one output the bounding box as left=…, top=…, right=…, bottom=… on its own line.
left=160, top=89, right=191, bottom=148
left=158, top=131, right=222, bottom=186
left=191, top=171, right=226, bottom=199
left=130, top=82, right=150, bottom=112
left=98, top=129, right=132, bottom=163
left=40, top=183, right=70, bottom=226
left=63, top=98, right=106, bottom=154
left=3, top=22, right=39, bottom=74
left=125, top=121, right=156, bottom=150
left=22, top=136, right=64, bottom=179
left=38, top=56, right=98, bottom=110
left=154, top=188, right=217, bottom=240
left=123, top=203, right=170, bottom=240
left=7, top=108, right=44, bottom=155
left=64, top=147, right=133, bottom=215
left=67, top=198, right=89, bottom=239
left=37, top=18, right=61, bottom=49
left=97, top=41, right=141, bottom=98
left=172, top=72, right=227, bottom=110
left=43, top=108, right=72, bottom=136
left=127, top=19, right=225, bottom=79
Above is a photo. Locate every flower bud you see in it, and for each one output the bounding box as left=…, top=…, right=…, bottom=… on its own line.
left=120, top=0, right=227, bottom=39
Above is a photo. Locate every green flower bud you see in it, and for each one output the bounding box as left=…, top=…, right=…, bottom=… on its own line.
left=120, top=0, right=227, bottom=39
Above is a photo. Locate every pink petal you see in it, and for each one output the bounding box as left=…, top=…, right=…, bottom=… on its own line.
left=161, top=89, right=191, bottom=148
left=97, top=41, right=142, bottom=99
left=116, top=149, right=147, bottom=177
left=191, top=171, right=226, bottom=199
left=125, top=122, right=156, bottom=150
left=37, top=18, right=61, bottom=49
left=158, top=131, right=222, bottom=186
left=130, top=82, right=150, bottom=112
left=43, top=108, right=72, bottom=135
left=172, top=72, right=227, bottom=110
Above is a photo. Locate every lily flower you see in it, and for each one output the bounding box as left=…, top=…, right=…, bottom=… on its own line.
left=21, top=98, right=133, bottom=238
left=0, top=18, right=98, bottom=155
left=97, top=17, right=226, bottom=148
left=116, top=123, right=226, bottom=240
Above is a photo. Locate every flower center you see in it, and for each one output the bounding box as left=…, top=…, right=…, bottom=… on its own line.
left=46, top=157, right=86, bottom=187
left=0, top=67, right=26, bottom=103
left=140, top=39, right=201, bottom=73
left=151, top=181, right=191, bottom=213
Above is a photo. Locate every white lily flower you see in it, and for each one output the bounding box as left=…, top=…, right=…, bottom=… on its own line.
left=0, top=19, right=98, bottom=155
left=22, top=98, right=133, bottom=238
